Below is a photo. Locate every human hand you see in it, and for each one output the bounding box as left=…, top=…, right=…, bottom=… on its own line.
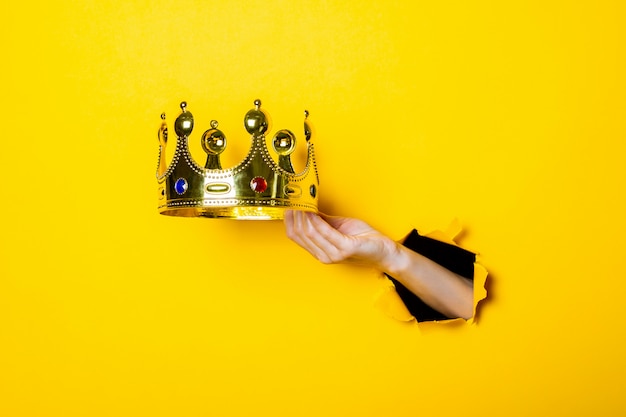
left=285, top=210, right=475, bottom=319
left=284, top=210, right=399, bottom=269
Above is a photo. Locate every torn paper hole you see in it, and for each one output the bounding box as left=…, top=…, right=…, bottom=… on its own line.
left=374, top=219, right=488, bottom=326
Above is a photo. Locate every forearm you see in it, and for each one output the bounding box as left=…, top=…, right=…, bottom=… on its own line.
left=379, top=240, right=474, bottom=320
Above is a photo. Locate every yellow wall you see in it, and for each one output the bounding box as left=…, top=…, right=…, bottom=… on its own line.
left=2, top=1, right=625, bottom=415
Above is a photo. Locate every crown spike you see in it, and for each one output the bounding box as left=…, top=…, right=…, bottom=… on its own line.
left=245, top=100, right=269, bottom=136
left=304, top=110, right=312, bottom=142
left=156, top=112, right=169, bottom=178
left=202, top=120, right=226, bottom=170
left=273, top=130, right=296, bottom=173
left=174, top=102, right=194, bottom=137
left=158, top=114, right=168, bottom=146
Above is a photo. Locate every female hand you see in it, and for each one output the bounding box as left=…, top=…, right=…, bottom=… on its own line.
left=284, top=210, right=474, bottom=319
left=284, top=210, right=399, bottom=269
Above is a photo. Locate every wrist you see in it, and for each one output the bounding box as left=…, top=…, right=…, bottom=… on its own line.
left=378, top=238, right=410, bottom=277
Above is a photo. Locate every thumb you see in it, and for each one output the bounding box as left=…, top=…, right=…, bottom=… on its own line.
left=318, top=212, right=350, bottom=229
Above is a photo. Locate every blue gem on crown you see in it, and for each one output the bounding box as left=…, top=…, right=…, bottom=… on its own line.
left=174, top=178, right=188, bottom=195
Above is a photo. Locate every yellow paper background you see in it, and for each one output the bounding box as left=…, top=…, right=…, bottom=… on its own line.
left=1, top=1, right=625, bottom=415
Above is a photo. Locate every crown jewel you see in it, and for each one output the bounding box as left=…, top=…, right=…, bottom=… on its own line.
left=156, top=100, right=319, bottom=219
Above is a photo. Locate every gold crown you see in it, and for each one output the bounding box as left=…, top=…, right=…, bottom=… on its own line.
left=156, top=99, right=319, bottom=219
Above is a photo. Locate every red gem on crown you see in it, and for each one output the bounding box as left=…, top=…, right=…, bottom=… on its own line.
left=250, top=177, right=267, bottom=193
